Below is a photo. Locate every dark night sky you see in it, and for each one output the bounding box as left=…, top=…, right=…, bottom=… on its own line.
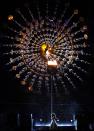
left=0, top=0, right=94, bottom=114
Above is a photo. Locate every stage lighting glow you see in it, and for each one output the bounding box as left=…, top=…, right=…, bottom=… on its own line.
left=8, top=15, right=14, bottom=21
left=46, top=50, right=50, bottom=57
left=28, top=86, right=33, bottom=91
left=84, top=34, right=88, bottom=39
left=12, top=66, right=17, bottom=70
left=74, top=9, right=78, bottom=15
left=41, top=43, right=47, bottom=52
left=35, top=122, right=75, bottom=127
left=40, top=118, right=43, bottom=122
left=16, top=74, right=20, bottom=78
left=21, top=80, right=26, bottom=85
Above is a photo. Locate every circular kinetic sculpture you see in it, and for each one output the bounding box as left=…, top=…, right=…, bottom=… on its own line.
left=2, top=1, right=91, bottom=94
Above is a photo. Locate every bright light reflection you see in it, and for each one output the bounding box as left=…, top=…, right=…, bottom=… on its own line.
left=47, top=60, right=57, bottom=66
left=35, top=122, right=75, bottom=127
left=46, top=50, right=50, bottom=57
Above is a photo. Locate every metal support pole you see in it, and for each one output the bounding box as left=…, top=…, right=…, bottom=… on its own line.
left=17, top=113, right=20, bottom=128
left=51, top=74, right=53, bottom=117
left=31, top=114, right=33, bottom=131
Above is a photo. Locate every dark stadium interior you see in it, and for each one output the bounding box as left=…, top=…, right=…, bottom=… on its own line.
left=0, top=0, right=94, bottom=131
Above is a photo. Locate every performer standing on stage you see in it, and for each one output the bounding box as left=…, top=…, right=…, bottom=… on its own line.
left=50, top=113, right=58, bottom=130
